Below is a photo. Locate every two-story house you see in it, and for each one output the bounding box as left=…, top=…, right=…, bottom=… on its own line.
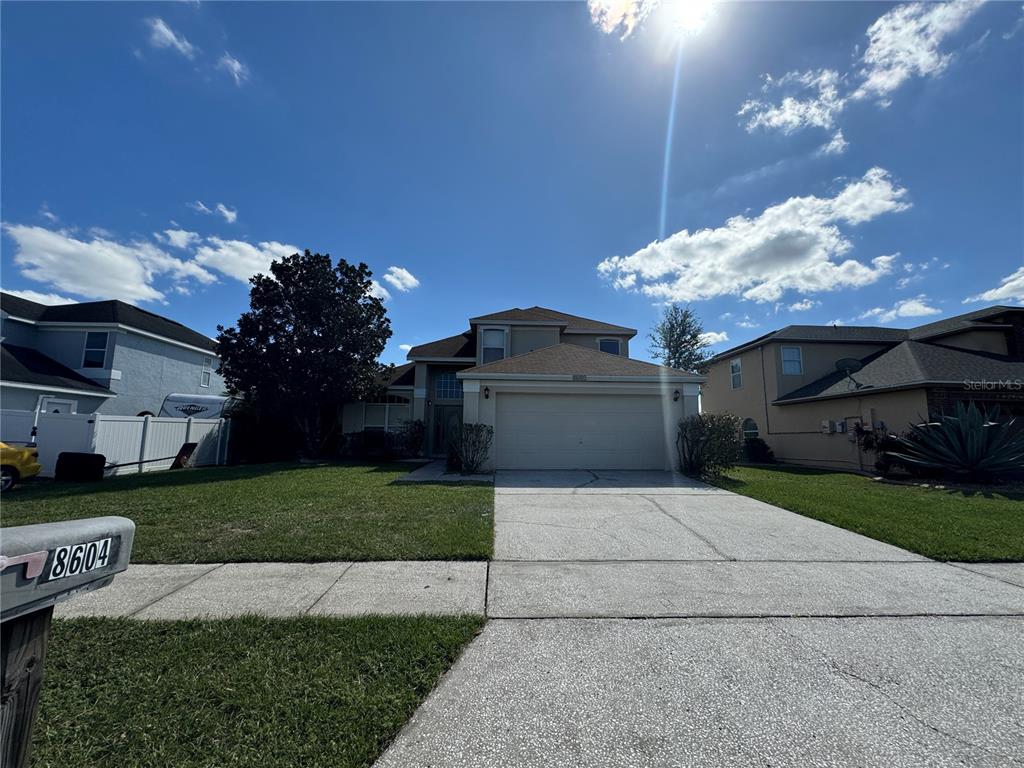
left=702, top=305, right=1024, bottom=471
left=1, top=292, right=226, bottom=417
left=342, top=306, right=704, bottom=470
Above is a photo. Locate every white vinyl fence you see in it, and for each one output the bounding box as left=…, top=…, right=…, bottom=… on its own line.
left=0, top=410, right=230, bottom=477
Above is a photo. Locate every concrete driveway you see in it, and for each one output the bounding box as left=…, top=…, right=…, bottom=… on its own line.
left=377, top=470, right=1024, bottom=767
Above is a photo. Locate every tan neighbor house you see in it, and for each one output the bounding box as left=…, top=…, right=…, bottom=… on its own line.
left=701, top=305, right=1024, bottom=472
left=343, top=306, right=704, bottom=470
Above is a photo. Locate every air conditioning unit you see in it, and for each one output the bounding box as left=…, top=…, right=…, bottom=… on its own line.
left=820, top=419, right=836, bottom=434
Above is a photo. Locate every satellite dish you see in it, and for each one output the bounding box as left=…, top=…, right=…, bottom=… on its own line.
left=836, top=358, right=864, bottom=390
left=835, top=358, right=864, bottom=374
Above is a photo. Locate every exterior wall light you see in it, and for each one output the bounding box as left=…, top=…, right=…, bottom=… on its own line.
left=673, top=389, right=680, bottom=402
left=483, top=387, right=490, bottom=399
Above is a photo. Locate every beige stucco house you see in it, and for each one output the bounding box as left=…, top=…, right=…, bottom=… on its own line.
left=342, top=306, right=703, bottom=470
left=701, top=305, right=1024, bottom=471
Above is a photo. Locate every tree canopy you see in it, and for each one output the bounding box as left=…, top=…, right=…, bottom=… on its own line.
left=216, top=250, right=391, bottom=456
left=648, top=304, right=712, bottom=373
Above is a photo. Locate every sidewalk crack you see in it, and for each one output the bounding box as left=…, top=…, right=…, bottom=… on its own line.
left=306, top=562, right=355, bottom=614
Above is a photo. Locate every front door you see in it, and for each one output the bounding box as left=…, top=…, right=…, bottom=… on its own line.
left=432, top=405, right=463, bottom=456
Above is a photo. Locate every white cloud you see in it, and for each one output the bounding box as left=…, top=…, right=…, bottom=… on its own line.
left=739, top=69, right=846, bottom=134
left=215, top=203, right=238, bottom=223
left=368, top=280, right=391, bottom=301
left=736, top=317, right=759, bottom=329
left=818, top=130, right=849, bottom=156
left=399, top=343, right=413, bottom=352
left=699, top=330, right=730, bottom=345
left=587, top=0, right=657, bottom=39
left=598, top=167, right=909, bottom=304
left=852, top=0, right=985, bottom=101
left=146, top=18, right=196, bottom=60
left=2, top=224, right=215, bottom=304
left=1004, top=5, right=1024, bottom=40
left=741, top=1, right=985, bottom=135
left=160, top=229, right=200, bottom=249
left=381, top=266, right=420, bottom=293
left=189, top=200, right=237, bottom=223
left=38, top=204, right=58, bottom=223
left=964, top=267, right=1024, bottom=304
left=789, top=299, right=819, bottom=311
left=859, top=294, right=941, bottom=323
left=2, top=289, right=76, bottom=306
left=193, top=238, right=299, bottom=283
left=217, top=53, right=249, bottom=86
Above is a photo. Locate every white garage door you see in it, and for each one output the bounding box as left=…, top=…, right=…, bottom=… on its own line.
left=494, top=393, right=672, bottom=470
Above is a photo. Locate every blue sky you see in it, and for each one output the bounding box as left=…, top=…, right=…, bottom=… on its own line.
left=2, top=0, right=1022, bottom=364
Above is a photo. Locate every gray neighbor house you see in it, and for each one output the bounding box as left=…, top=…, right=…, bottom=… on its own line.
left=0, top=292, right=225, bottom=417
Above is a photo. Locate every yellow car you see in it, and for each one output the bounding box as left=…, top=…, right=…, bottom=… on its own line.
left=1, top=441, right=42, bottom=491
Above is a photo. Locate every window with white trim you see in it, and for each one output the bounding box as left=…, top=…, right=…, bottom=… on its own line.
left=742, top=418, right=759, bottom=438
left=82, top=332, right=108, bottom=368
left=481, top=329, right=505, bottom=364
left=364, top=394, right=411, bottom=432
left=730, top=358, right=742, bottom=389
left=781, top=346, right=803, bottom=375
left=598, top=338, right=621, bottom=355
left=200, top=357, right=213, bottom=387
left=41, top=397, right=77, bottom=414
left=434, top=372, right=463, bottom=400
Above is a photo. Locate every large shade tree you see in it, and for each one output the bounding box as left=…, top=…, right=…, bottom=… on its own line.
left=216, top=250, right=391, bottom=457
left=649, top=304, right=712, bottom=373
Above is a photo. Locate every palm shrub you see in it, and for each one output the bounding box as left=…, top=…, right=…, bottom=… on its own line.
left=447, top=423, right=494, bottom=475
left=881, top=403, right=1024, bottom=482
left=677, top=413, right=742, bottom=479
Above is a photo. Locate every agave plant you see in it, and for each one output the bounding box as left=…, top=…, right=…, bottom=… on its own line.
left=882, top=402, right=1024, bottom=481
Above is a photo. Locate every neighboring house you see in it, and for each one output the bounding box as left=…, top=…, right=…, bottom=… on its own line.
left=1, top=292, right=225, bottom=417
left=702, top=305, right=1024, bottom=471
left=343, top=306, right=704, bottom=470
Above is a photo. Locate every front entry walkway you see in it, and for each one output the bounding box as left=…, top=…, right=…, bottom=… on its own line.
left=376, top=470, right=1024, bottom=768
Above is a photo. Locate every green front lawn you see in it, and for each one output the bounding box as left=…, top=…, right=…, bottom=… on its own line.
left=2, top=463, right=493, bottom=562
left=717, top=465, right=1024, bottom=562
left=33, top=615, right=483, bottom=768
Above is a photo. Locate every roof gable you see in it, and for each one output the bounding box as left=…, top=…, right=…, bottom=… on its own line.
left=468, top=306, right=636, bottom=336
left=406, top=331, right=476, bottom=359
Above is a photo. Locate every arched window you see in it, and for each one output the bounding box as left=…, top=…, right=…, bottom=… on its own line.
left=742, top=418, right=759, bottom=438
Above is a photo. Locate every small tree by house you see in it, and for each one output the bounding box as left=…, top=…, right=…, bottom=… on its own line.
left=649, top=304, right=712, bottom=373
left=677, top=412, right=742, bottom=479
left=216, top=250, right=391, bottom=458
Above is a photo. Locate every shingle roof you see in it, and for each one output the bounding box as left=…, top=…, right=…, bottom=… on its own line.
left=468, top=306, right=636, bottom=336
left=1, top=343, right=114, bottom=395
left=711, top=305, right=1023, bottom=362
left=458, top=343, right=700, bottom=379
left=386, top=362, right=415, bottom=387
left=1, top=293, right=218, bottom=352
left=406, top=331, right=476, bottom=359
left=774, top=340, right=1024, bottom=404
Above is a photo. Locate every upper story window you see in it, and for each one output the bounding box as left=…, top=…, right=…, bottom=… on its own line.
left=200, top=357, right=213, bottom=388
left=435, top=371, right=463, bottom=400
left=82, top=332, right=109, bottom=368
left=730, top=358, right=742, bottom=389
left=781, top=346, right=803, bottom=375
left=481, top=329, right=505, bottom=364
left=598, top=338, right=621, bottom=355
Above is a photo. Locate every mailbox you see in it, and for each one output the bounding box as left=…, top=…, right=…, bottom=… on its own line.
left=1, top=516, right=135, bottom=768
left=1, top=516, right=135, bottom=622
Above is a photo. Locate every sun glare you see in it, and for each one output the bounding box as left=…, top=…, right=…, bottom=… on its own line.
left=663, top=0, right=716, bottom=37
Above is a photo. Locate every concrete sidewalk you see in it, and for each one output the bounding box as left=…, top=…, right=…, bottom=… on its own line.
left=56, top=560, right=487, bottom=619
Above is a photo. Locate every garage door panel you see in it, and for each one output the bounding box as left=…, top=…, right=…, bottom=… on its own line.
left=494, top=393, right=671, bottom=470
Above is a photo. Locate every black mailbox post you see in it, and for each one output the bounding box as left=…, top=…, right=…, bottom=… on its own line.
left=1, top=516, right=135, bottom=768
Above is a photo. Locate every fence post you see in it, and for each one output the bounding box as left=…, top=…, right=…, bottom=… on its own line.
left=219, top=419, right=230, bottom=466
left=138, top=416, right=152, bottom=474
left=185, top=417, right=194, bottom=445
left=88, top=414, right=101, bottom=455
